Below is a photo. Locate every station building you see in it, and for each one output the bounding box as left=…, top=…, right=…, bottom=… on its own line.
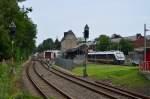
left=61, top=30, right=77, bottom=52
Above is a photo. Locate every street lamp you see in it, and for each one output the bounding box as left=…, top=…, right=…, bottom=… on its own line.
left=83, top=24, right=89, bottom=77
left=9, top=21, right=16, bottom=74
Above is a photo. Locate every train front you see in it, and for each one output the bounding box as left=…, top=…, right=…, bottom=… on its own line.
left=114, top=51, right=125, bottom=64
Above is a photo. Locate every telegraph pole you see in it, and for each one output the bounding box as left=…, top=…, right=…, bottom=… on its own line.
left=144, top=24, right=150, bottom=70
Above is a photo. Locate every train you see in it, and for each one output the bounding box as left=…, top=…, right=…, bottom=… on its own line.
left=88, top=51, right=125, bottom=64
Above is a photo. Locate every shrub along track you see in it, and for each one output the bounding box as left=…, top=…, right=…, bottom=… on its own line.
left=26, top=61, right=72, bottom=99
left=40, top=60, right=150, bottom=99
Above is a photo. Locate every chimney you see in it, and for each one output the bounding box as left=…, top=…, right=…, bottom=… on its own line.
left=64, top=32, right=67, bottom=37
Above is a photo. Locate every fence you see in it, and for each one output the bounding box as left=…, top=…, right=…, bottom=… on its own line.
left=55, top=57, right=77, bottom=70
left=55, top=55, right=84, bottom=70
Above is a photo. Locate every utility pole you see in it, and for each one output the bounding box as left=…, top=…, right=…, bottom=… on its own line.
left=144, top=24, right=150, bottom=70
left=144, top=24, right=146, bottom=70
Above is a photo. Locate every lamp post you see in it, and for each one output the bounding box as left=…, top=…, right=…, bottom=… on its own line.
left=83, top=24, right=89, bottom=77
left=9, top=21, right=16, bottom=74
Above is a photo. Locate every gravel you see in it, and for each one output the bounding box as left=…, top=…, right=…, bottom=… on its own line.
left=36, top=61, right=111, bottom=99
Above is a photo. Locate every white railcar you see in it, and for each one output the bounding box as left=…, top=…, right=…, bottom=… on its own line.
left=88, top=51, right=125, bottom=64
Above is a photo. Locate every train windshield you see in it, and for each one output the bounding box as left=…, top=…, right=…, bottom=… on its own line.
left=116, top=53, right=125, bottom=58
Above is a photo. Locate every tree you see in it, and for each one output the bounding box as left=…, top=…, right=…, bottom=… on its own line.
left=0, top=0, right=37, bottom=61
left=77, top=37, right=85, bottom=44
left=37, top=38, right=55, bottom=52
left=17, top=0, right=26, bottom=2
left=110, top=42, right=119, bottom=50
left=43, top=38, right=54, bottom=50
left=36, top=43, right=43, bottom=52
left=136, top=33, right=142, bottom=39
left=96, top=35, right=111, bottom=51
left=54, top=38, right=61, bottom=50
left=119, top=38, right=133, bottom=55
left=111, top=33, right=122, bottom=39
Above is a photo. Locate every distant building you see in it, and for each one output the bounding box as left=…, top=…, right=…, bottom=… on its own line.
left=130, top=35, right=150, bottom=64
left=110, top=34, right=150, bottom=64
left=111, top=38, right=122, bottom=43
left=133, top=36, right=150, bottom=51
left=61, top=30, right=77, bottom=52
left=111, top=34, right=150, bottom=43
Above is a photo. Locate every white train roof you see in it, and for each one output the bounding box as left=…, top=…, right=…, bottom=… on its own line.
left=88, top=51, right=124, bottom=55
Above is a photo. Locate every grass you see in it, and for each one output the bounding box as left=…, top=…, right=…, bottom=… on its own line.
left=72, top=64, right=150, bottom=88
left=0, top=61, right=40, bottom=99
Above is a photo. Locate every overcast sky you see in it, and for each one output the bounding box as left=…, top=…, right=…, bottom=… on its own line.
left=19, top=0, right=150, bottom=46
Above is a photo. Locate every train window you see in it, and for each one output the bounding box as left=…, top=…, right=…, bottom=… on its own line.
left=96, top=54, right=107, bottom=59
left=108, top=54, right=114, bottom=58
left=88, top=54, right=95, bottom=59
left=88, top=55, right=91, bottom=58
left=107, top=54, right=115, bottom=60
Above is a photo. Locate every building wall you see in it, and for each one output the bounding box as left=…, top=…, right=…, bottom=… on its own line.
left=61, top=31, right=77, bottom=52
left=133, top=37, right=144, bottom=48
left=133, top=37, right=150, bottom=49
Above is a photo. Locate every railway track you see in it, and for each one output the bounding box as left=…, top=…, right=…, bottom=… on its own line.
left=40, top=60, right=150, bottom=99
left=26, top=61, right=73, bottom=99
left=26, top=62, right=49, bottom=99
left=38, top=61, right=113, bottom=99
left=95, top=81, right=150, bottom=99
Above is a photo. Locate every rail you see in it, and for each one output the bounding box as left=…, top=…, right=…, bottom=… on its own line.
left=40, top=60, right=150, bottom=99
left=95, top=81, right=150, bottom=99
left=52, top=67, right=147, bottom=99
left=33, top=62, right=73, bottom=99
left=26, top=62, right=49, bottom=99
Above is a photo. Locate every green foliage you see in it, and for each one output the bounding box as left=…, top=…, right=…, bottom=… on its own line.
left=37, top=38, right=54, bottom=52
left=77, top=37, right=85, bottom=44
left=0, top=0, right=37, bottom=61
left=17, top=0, right=26, bottom=2
left=95, top=34, right=133, bottom=55
left=0, top=61, right=40, bottom=99
left=119, top=38, right=133, bottom=55
left=72, top=64, right=150, bottom=88
left=96, top=35, right=111, bottom=51
left=0, top=62, right=15, bottom=99
left=43, top=38, right=54, bottom=50
left=111, top=33, right=122, bottom=39
left=10, top=91, right=40, bottom=99
left=110, top=42, right=119, bottom=50
left=37, top=38, right=61, bottom=52
left=54, top=38, right=61, bottom=50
